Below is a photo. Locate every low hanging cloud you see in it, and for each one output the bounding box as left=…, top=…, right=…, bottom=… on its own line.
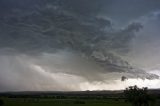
left=0, top=53, right=160, bottom=91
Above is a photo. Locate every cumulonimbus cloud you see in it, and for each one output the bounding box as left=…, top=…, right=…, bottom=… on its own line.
left=0, top=0, right=160, bottom=91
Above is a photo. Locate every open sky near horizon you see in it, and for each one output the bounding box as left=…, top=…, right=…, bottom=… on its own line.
left=0, top=0, right=160, bottom=91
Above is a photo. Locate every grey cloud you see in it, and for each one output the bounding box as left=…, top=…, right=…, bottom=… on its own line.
left=0, top=0, right=160, bottom=91
left=0, top=3, right=146, bottom=74
left=0, top=54, right=82, bottom=91
left=127, top=10, right=160, bottom=69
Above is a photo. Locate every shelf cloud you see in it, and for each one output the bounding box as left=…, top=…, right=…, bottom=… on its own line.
left=0, top=0, right=160, bottom=91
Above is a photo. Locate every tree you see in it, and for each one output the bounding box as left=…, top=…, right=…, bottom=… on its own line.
left=124, top=85, right=150, bottom=106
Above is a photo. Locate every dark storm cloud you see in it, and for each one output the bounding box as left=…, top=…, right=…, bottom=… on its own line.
left=100, top=0, right=160, bottom=22
left=0, top=0, right=160, bottom=91
left=127, top=10, right=160, bottom=68
left=59, top=0, right=160, bottom=24
left=0, top=1, right=143, bottom=73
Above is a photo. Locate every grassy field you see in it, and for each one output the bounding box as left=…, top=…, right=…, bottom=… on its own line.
left=1, top=98, right=131, bottom=106
left=1, top=90, right=160, bottom=106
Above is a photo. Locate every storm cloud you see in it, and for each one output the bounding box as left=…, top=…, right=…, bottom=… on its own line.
left=0, top=0, right=160, bottom=91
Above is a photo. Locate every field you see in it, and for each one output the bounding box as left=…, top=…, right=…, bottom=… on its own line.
left=1, top=98, right=131, bottom=106
left=0, top=91, right=160, bottom=106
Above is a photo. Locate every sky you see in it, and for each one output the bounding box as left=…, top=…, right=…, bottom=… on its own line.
left=0, top=0, right=160, bottom=91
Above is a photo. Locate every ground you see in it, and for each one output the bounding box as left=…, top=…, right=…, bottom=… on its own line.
left=1, top=98, right=131, bottom=106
